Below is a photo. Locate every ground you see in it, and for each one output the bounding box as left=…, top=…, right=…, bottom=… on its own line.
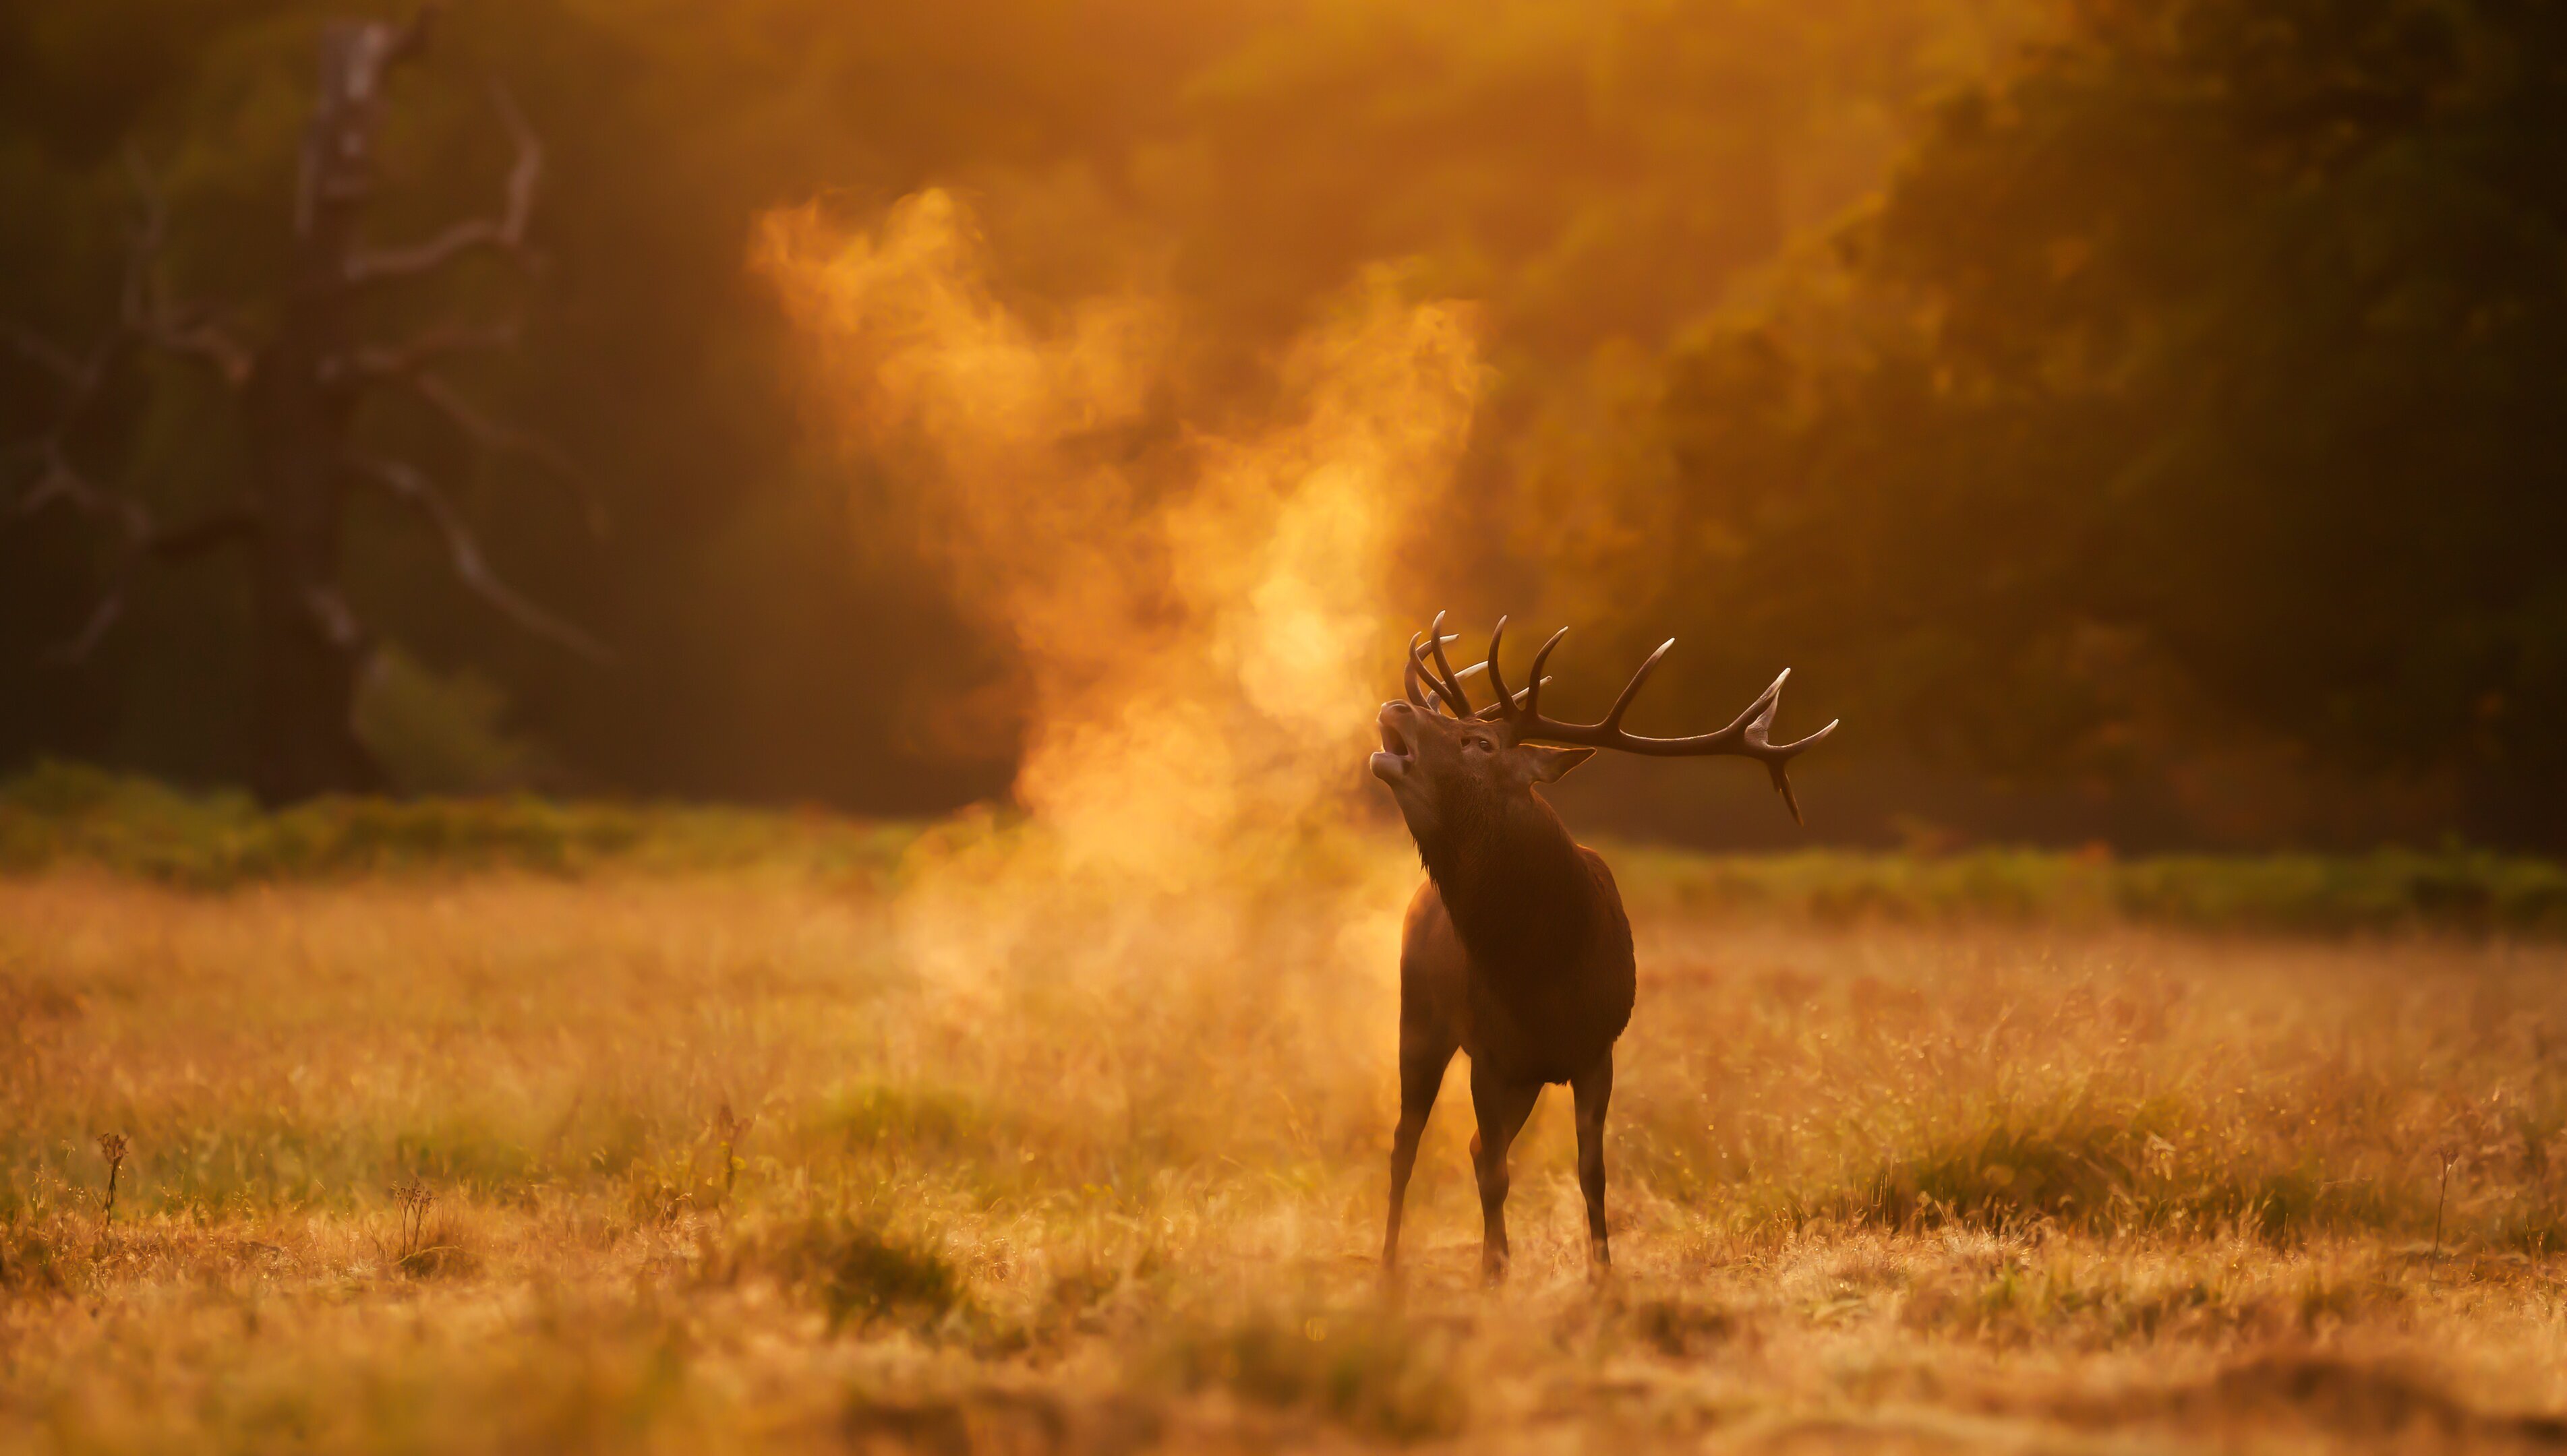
left=5, top=868, right=2567, bottom=1453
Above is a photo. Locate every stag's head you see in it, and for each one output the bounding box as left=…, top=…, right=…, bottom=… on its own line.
left=1371, top=679, right=1592, bottom=843
left=1370, top=612, right=1838, bottom=841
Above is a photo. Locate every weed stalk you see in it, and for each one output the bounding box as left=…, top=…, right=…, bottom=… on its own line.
left=94, top=1132, right=128, bottom=1225
left=2431, top=1146, right=2458, bottom=1283
left=713, top=1100, right=753, bottom=1207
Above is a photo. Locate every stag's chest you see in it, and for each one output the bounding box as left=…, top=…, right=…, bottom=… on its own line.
left=1462, top=944, right=1634, bottom=1084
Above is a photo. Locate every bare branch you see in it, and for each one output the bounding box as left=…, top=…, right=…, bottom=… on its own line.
left=5, top=318, right=141, bottom=539
left=54, top=593, right=130, bottom=665
left=320, top=317, right=606, bottom=535
left=407, top=370, right=606, bottom=535
left=138, top=307, right=255, bottom=386
left=6, top=156, right=248, bottom=523
left=47, top=502, right=261, bottom=663
left=149, top=506, right=262, bottom=560
left=388, top=4, right=442, bottom=66
left=303, top=584, right=368, bottom=653
left=11, top=444, right=147, bottom=535
left=349, top=454, right=610, bottom=661
left=322, top=320, right=519, bottom=387
left=4, top=158, right=264, bottom=663
left=120, top=152, right=254, bottom=386
left=339, top=80, right=543, bottom=288
left=3, top=327, right=129, bottom=474
left=3, top=322, right=86, bottom=387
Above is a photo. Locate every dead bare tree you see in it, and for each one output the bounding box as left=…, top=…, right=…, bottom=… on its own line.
left=1370, top=613, right=1835, bottom=1282
left=1, top=9, right=603, bottom=803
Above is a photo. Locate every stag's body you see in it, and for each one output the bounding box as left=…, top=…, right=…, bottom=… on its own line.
left=1372, top=615, right=1832, bottom=1282
left=1388, top=789, right=1632, bottom=1278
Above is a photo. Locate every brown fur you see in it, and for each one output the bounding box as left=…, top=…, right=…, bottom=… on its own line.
left=1371, top=697, right=1634, bottom=1281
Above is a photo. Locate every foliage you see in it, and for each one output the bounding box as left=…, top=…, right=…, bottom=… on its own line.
left=7, top=0, right=2558, bottom=847
left=0, top=0, right=2024, bottom=822
left=351, top=644, right=556, bottom=795
left=1654, top=0, right=2567, bottom=843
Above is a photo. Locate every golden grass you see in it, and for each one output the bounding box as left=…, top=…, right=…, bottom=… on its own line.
left=7, top=870, right=2567, bottom=1453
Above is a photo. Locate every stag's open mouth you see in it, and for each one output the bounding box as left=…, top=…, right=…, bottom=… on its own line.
left=1370, top=712, right=1415, bottom=781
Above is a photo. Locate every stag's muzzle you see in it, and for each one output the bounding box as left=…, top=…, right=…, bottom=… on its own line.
left=1371, top=702, right=1417, bottom=782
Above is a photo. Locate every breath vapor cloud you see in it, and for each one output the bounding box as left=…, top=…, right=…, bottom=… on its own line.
left=759, top=189, right=1481, bottom=1120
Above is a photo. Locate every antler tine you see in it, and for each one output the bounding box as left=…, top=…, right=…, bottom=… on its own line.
left=1409, top=629, right=1471, bottom=718
left=1734, top=671, right=1835, bottom=756
left=1761, top=718, right=1839, bottom=824
left=1767, top=715, right=1840, bottom=756
left=1735, top=673, right=1839, bottom=824
left=1599, top=639, right=1676, bottom=731
left=1454, top=669, right=1551, bottom=719
left=1407, top=634, right=1451, bottom=717
left=1403, top=633, right=1435, bottom=712
left=1473, top=678, right=1550, bottom=719
left=1775, top=767, right=1804, bottom=825
left=1483, top=617, right=1513, bottom=719
left=1703, top=667, right=1792, bottom=742
left=1523, top=627, right=1566, bottom=722
left=1424, top=611, right=1473, bottom=715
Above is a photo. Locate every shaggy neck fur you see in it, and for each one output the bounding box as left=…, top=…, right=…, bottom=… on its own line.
left=1409, top=786, right=1597, bottom=973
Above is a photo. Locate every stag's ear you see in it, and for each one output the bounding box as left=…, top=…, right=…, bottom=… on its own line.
left=1518, top=745, right=1595, bottom=783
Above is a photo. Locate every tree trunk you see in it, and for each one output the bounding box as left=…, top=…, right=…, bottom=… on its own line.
left=244, top=348, right=374, bottom=804
left=13, top=9, right=587, bottom=804
left=245, top=20, right=410, bottom=805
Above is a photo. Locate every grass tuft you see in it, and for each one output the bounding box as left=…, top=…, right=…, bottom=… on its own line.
left=765, top=1215, right=968, bottom=1332
left=0, top=1215, right=73, bottom=1296
left=1154, top=1306, right=1466, bottom=1440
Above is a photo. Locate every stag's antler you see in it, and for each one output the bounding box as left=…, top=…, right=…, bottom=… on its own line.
left=1405, top=609, right=1553, bottom=721
left=1454, top=615, right=1838, bottom=823
left=1404, top=611, right=1477, bottom=715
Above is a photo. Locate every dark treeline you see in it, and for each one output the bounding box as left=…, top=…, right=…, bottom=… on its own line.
left=3, top=0, right=2558, bottom=849
left=1630, top=0, right=2567, bottom=849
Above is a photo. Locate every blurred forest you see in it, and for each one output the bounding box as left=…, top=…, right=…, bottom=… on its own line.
left=3, top=0, right=2559, bottom=850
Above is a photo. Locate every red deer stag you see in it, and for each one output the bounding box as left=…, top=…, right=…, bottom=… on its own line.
left=1369, top=613, right=1835, bottom=1281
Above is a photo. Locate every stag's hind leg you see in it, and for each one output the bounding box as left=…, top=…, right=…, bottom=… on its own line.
left=1383, top=1025, right=1457, bottom=1272
left=1571, top=1052, right=1614, bottom=1275
left=1467, top=1059, right=1542, bottom=1285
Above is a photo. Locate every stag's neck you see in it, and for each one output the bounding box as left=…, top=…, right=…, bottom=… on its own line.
left=1415, top=792, right=1599, bottom=968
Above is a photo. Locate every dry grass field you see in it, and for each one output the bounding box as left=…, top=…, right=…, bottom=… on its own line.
left=8, top=851, right=2567, bottom=1455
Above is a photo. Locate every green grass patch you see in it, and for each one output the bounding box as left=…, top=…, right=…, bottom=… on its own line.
left=0, top=760, right=917, bottom=887
left=11, top=762, right=2567, bottom=933
left=1612, top=843, right=2567, bottom=936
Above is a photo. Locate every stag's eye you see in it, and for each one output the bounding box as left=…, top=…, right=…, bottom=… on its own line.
left=1467, top=737, right=1495, bottom=753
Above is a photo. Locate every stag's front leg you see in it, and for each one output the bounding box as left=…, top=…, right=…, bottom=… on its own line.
left=1570, top=1052, right=1614, bottom=1275
left=1467, top=1060, right=1541, bottom=1285
left=1384, top=1027, right=1456, bottom=1273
